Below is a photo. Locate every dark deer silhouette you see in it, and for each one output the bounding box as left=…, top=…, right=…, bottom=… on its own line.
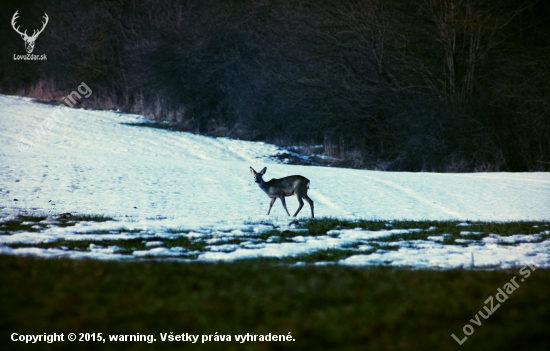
left=250, top=167, right=314, bottom=218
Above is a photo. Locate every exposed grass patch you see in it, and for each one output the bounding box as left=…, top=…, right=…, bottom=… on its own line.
left=2, top=217, right=549, bottom=263
left=0, top=220, right=45, bottom=234
left=0, top=214, right=53, bottom=233
left=298, top=218, right=550, bottom=244
left=7, top=236, right=209, bottom=256
left=72, top=228, right=143, bottom=235
left=299, top=218, right=450, bottom=235
left=461, top=222, right=550, bottom=235
left=55, top=214, right=113, bottom=227
left=0, top=213, right=114, bottom=235
left=298, top=218, right=550, bottom=236
left=289, top=248, right=363, bottom=263
left=165, top=228, right=190, bottom=234
left=13, top=215, right=49, bottom=222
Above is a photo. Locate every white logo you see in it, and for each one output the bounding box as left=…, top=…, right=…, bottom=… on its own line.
left=11, top=10, right=49, bottom=54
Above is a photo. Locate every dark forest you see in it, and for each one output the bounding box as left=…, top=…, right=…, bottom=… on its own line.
left=1, top=0, right=549, bottom=171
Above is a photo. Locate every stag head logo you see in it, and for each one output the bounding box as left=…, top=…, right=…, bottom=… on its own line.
left=11, top=10, right=49, bottom=54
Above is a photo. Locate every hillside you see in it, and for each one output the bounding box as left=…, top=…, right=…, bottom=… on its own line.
left=1, top=94, right=549, bottom=267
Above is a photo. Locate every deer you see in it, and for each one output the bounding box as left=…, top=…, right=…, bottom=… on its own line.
left=250, top=167, right=314, bottom=218
left=11, top=10, right=49, bottom=54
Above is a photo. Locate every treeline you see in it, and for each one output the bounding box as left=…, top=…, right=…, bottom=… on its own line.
left=1, top=0, right=549, bottom=171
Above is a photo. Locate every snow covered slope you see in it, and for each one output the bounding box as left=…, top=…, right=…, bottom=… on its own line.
left=1, top=94, right=549, bottom=267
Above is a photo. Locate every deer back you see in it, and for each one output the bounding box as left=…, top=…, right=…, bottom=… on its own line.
left=264, top=175, right=309, bottom=197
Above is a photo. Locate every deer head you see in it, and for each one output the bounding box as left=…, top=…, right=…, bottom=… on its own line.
left=250, top=167, right=267, bottom=184
left=11, top=11, right=49, bottom=54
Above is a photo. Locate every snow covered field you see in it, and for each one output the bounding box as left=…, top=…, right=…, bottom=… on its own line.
left=1, top=94, right=549, bottom=268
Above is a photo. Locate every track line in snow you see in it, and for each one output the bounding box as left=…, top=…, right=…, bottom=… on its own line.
left=361, top=174, right=465, bottom=219
left=308, top=189, right=348, bottom=217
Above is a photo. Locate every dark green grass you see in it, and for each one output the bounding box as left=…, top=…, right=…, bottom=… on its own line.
left=7, top=236, right=208, bottom=256
left=1, top=256, right=549, bottom=351
left=299, top=218, right=550, bottom=236
left=299, top=218, right=550, bottom=246
left=56, top=214, right=113, bottom=227
left=277, top=248, right=372, bottom=264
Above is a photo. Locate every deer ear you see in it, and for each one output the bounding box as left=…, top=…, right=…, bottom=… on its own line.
left=249, top=167, right=256, bottom=175
left=260, top=167, right=267, bottom=175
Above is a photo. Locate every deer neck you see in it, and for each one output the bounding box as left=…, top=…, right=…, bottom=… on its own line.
left=257, top=179, right=270, bottom=194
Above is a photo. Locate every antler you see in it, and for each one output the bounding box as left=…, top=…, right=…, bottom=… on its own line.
left=31, top=12, right=49, bottom=38
left=11, top=10, right=27, bottom=37
left=11, top=11, right=49, bottom=39
left=29, top=13, right=49, bottom=39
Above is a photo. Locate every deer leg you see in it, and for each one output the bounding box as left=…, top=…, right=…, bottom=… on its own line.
left=280, top=196, right=291, bottom=216
left=267, top=197, right=276, bottom=215
left=303, top=195, right=314, bottom=218
left=293, top=195, right=304, bottom=217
